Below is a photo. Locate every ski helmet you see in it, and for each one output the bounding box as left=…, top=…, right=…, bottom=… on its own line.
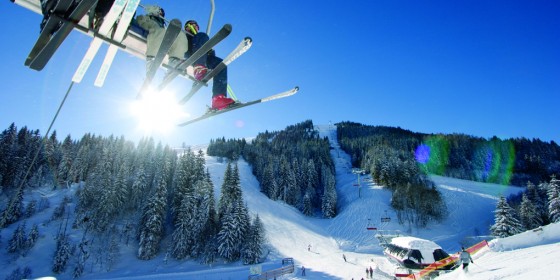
left=185, top=20, right=199, bottom=35
left=146, top=5, right=164, bottom=17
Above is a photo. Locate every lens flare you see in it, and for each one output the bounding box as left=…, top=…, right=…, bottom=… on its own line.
left=474, top=140, right=515, bottom=185
left=129, top=89, right=188, bottom=135
left=415, top=135, right=449, bottom=175
left=416, top=135, right=516, bottom=186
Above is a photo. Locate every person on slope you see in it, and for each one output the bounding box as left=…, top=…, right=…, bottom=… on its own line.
left=459, top=247, right=473, bottom=271
left=136, top=5, right=188, bottom=74
left=184, top=20, right=235, bottom=110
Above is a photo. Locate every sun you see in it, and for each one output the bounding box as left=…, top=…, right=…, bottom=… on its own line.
left=129, top=88, right=188, bottom=134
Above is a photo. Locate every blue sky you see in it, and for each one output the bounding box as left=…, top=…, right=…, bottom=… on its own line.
left=1, top=0, right=559, bottom=146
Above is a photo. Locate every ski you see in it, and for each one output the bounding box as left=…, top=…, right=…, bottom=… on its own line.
left=158, top=24, right=233, bottom=92
left=177, top=86, right=299, bottom=127
left=72, top=0, right=129, bottom=83
left=94, top=0, right=141, bottom=87
left=25, top=0, right=74, bottom=66
left=137, top=18, right=183, bottom=97
left=178, top=37, right=253, bottom=105
left=29, top=0, right=98, bottom=71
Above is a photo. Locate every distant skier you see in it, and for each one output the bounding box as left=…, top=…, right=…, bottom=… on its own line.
left=301, top=265, right=306, bottom=276
left=459, top=247, right=473, bottom=271
left=343, top=254, right=347, bottom=262
left=184, top=19, right=235, bottom=110
left=308, top=244, right=311, bottom=252
left=136, top=5, right=188, bottom=74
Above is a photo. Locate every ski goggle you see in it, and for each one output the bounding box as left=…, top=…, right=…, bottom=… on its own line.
left=185, top=21, right=199, bottom=34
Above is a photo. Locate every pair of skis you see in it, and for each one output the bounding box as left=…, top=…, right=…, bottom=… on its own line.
left=175, top=37, right=298, bottom=127
left=26, top=0, right=98, bottom=70
left=177, top=86, right=299, bottom=127
left=72, top=0, right=141, bottom=87
left=136, top=23, right=298, bottom=126
left=138, top=23, right=233, bottom=98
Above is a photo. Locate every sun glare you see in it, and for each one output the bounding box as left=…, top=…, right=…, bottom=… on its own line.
left=129, top=89, right=188, bottom=134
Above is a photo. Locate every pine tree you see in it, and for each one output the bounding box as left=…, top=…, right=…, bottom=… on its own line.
left=7, top=222, right=27, bottom=254
left=526, top=181, right=547, bottom=222
left=24, top=199, right=37, bottom=218
left=548, top=175, right=560, bottom=223
left=490, top=196, right=524, bottom=237
left=261, top=162, right=275, bottom=197
left=52, top=233, right=71, bottom=273
left=0, top=187, right=24, bottom=228
left=171, top=193, right=196, bottom=259
left=131, top=164, right=148, bottom=210
left=218, top=163, right=242, bottom=218
left=217, top=210, right=238, bottom=261
left=519, top=193, right=542, bottom=230
left=137, top=175, right=167, bottom=260
left=242, top=215, right=266, bottom=265
left=302, top=194, right=312, bottom=216
left=26, top=224, right=39, bottom=252
left=321, top=168, right=337, bottom=218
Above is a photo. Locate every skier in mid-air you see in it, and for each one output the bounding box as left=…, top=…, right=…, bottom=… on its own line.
left=184, top=19, right=235, bottom=110
left=136, top=5, right=188, bottom=74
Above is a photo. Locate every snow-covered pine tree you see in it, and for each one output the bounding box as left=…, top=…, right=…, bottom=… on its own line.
left=137, top=174, right=167, bottom=260
left=261, top=162, right=275, bottom=197
left=302, top=194, right=312, bottom=216
left=172, top=151, right=196, bottom=221
left=52, top=233, right=71, bottom=273
left=490, top=196, right=524, bottom=237
left=57, top=135, right=75, bottom=185
left=526, top=181, right=547, bottom=223
left=217, top=209, right=238, bottom=261
left=24, top=199, right=37, bottom=218
left=278, top=155, right=289, bottom=202
left=7, top=222, right=27, bottom=254
left=321, top=168, right=337, bottom=218
left=199, top=171, right=219, bottom=264
left=131, top=164, right=148, bottom=210
left=548, top=175, right=560, bottom=223
left=218, top=163, right=242, bottom=218
left=27, top=224, right=39, bottom=251
left=519, top=193, right=542, bottom=230
left=242, top=214, right=266, bottom=265
left=192, top=175, right=218, bottom=257
left=68, top=142, right=89, bottom=182
left=114, top=164, right=130, bottom=211
left=171, top=193, right=197, bottom=259
left=217, top=164, right=250, bottom=262
left=0, top=186, right=24, bottom=228
left=285, top=166, right=299, bottom=206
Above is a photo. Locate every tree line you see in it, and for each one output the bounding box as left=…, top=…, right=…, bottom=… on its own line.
left=491, top=176, right=560, bottom=237
left=0, top=123, right=265, bottom=278
left=336, top=122, right=447, bottom=227
left=207, top=120, right=338, bottom=218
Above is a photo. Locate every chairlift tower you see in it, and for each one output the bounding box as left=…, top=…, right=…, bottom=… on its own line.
left=351, top=168, right=365, bottom=198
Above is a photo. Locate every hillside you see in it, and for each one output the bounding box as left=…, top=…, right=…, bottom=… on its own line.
left=1, top=125, right=558, bottom=279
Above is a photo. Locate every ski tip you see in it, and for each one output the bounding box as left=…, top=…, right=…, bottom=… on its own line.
left=224, top=24, right=233, bottom=32
left=244, top=37, right=253, bottom=43
left=295, top=86, right=300, bottom=91
left=170, top=18, right=182, bottom=26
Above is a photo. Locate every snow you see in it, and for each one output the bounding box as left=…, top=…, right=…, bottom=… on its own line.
left=2, top=124, right=560, bottom=280
left=390, top=236, right=443, bottom=252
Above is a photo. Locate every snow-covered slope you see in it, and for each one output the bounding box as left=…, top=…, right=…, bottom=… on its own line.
left=1, top=125, right=558, bottom=280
